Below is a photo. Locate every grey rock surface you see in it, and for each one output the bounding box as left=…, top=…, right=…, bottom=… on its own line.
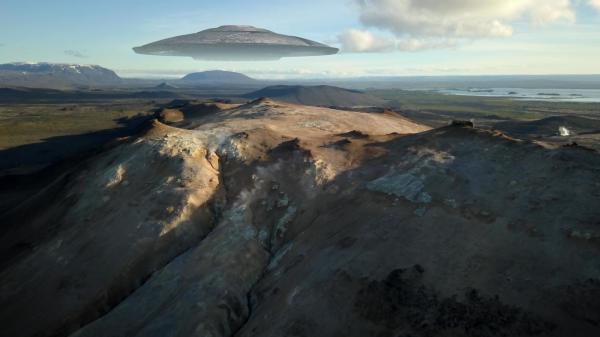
left=1, top=101, right=600, bottom=337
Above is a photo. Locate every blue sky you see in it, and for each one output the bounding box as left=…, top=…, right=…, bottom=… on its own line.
left=1, top=0, right=599, bottom=78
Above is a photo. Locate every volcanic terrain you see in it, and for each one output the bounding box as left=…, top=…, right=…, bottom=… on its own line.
left=1, top=99, right=600, bottom=337
left=244, top=85, right=386, bottom=107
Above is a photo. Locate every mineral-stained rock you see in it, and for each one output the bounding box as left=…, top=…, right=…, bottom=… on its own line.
left=1, top=100, right=600, bottom=337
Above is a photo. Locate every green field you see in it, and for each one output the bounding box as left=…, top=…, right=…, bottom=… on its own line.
left=0, top=102, right=155, bottom=150
left=0, top=101, right=159, bottom=176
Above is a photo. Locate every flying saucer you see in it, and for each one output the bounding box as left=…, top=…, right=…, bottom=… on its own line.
left=133, top=25, right=339, bottom=61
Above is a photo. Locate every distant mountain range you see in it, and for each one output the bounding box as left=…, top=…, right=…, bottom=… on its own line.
left=0, top=63, right=121, bottom=88
left=0, top=64, right=258, bottom=90
left=243, top=85, right=386, bottom=107
left=154, top=82, right=178, bottom=90
left=3, top=62, right=599, bottom=91
left=181, top=70, right=256, bottom=83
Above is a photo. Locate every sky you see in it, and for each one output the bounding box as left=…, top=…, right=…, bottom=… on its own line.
left=1, top=0, right=600, bottom=78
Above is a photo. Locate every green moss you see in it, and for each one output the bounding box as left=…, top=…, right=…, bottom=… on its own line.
left=0, top=102, right=155, bottom=150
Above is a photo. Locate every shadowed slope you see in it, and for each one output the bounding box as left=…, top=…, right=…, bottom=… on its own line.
left=1, top=101, right=599, bottom=337
left=243, top=85, right=386, bottom=107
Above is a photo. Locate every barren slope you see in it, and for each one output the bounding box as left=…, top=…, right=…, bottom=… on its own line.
left=494, top=115, right=600, bottom=150
left=1, top=100, right=599, bottom=337
left=243, top=85, right=386, bottom=107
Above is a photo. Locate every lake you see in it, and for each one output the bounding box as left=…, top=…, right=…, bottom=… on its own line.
left=437, top=88, right=600, bottom=103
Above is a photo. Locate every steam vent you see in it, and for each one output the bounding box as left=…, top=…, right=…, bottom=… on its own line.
left=133, top=25, right=339, bottom=61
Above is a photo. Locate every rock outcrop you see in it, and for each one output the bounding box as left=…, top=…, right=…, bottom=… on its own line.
left=1, top=100, right=600, bottom=337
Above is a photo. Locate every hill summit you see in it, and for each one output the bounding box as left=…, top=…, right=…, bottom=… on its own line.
left=244, top=85, right=386, bottom=107
left=3, top=99, right=600, bottom=337
left=181, top=70, right=256, bottom=83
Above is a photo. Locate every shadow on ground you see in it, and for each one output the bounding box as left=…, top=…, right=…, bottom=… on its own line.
left=0, top=114, right=153, bottom=214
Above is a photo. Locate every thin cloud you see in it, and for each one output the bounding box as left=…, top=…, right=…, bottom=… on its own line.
left=338, top=30, right=459, bottom=52
left=338, top=30, right=396, bottom=53
left=64, top=50, right=88, bottom=58
left=344, top=0, right=578, bottom=52
left=357, top=0, right=575, bottom=38
left=396, top=38, right=459, bottom=52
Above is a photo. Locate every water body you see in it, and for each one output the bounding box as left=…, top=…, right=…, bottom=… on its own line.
left=438, top=88, right=600, bottom=103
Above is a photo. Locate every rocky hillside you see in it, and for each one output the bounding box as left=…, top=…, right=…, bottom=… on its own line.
left=1, top=100, right=600, bottom=337
left=494, top=115, right=600, bottom=150
left=243, top=85, right=386, bottom=107
left=495, top=115, right=600, bottom=138
left=0, top=62, right=121, bottom=88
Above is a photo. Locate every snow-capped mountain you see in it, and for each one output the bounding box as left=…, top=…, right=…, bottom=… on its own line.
left=0, top=62, right=121, bottom=88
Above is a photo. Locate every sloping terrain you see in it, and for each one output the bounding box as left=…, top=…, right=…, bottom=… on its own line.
left=494, top=116, right=600, bottom=150
left=1, top=100, right=600, bottom=337
left=494, top=115, right=600, bottom=138
left=0, top=102, right=158, bottom=177
left=244, top=85, right=386, bottom=107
